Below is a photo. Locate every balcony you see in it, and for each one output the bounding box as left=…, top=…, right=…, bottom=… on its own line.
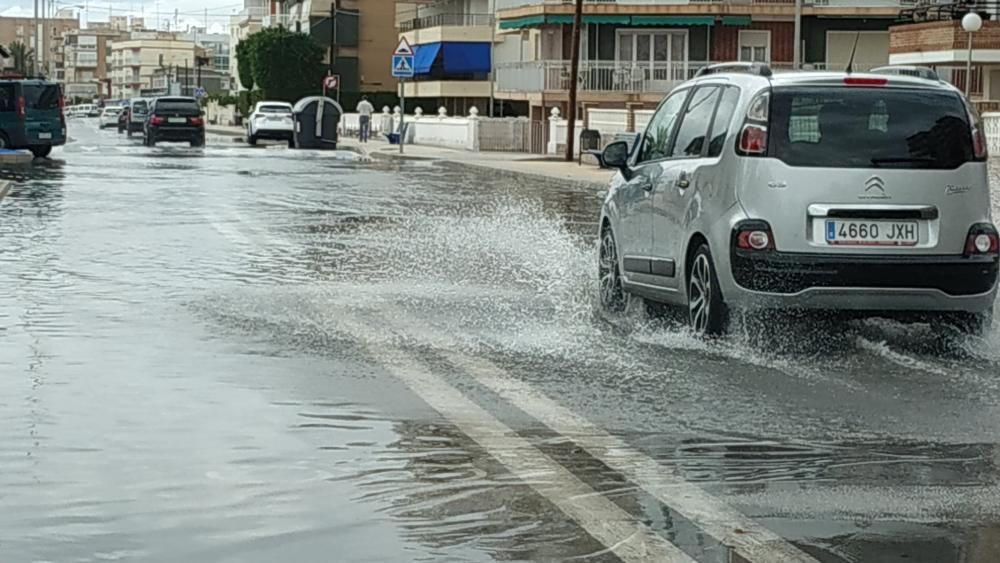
left=495, top=60, right=878, bottom=95
left=262, top=13, right=295, bottom=29
left=398, top=13, right=494, bottom=32
left=495, top=0, right=910, bottom=12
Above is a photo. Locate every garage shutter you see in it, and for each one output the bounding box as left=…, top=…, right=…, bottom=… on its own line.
left=825, top=31, right=889, bottom=71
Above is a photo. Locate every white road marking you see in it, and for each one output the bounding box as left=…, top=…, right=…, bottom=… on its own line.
left=0, top=181, right=10, bottom=204
left=379, top=309, right=822, bottom=563
left=333, top=313, right=698, bottom=563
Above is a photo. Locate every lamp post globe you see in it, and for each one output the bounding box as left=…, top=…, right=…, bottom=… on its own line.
left=963, top=12, right=983, bottom=33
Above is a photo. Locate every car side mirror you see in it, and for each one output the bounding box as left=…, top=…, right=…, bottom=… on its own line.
left=601, top=141, right=632, bottom=179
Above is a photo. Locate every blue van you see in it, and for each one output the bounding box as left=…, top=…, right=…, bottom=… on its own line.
left=0, top=79, right=67, bottom=158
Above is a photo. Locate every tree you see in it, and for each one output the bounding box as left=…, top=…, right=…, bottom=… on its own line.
left=8, top=41, right=34, bottom=75
left=234, top=35, right=256, bottom=91
left=249, top=27, right=324, bottom=103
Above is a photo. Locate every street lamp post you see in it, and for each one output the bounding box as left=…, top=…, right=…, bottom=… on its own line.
left=962, top=12, right=983, bottom=98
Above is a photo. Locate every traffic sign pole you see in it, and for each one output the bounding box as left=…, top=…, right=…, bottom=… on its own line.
left=391, top=37, right=414, bottom=155
left=399, top=78, right=405, bottom=155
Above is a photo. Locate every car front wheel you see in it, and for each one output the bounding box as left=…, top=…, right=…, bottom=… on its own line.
left=598, top=227, right=629, bottom=313
left=688, top=244, right=727, bottom=336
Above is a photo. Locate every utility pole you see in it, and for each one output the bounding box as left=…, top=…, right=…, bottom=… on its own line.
left=488, top=0, right=496, bottom=117
left=564, top=0, right=583, bottom=161
left=329, top=1, right=338, bottom=73
left=793, top=0, right=802, bottom=69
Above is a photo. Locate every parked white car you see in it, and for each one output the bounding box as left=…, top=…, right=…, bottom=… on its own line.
left=246, top=101, right=294, bottom=146
left=98, top=106, right=123, bottom=129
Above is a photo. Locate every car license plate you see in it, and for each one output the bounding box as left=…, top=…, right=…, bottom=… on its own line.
left=168, top=117, right=187, bottom=124
left=38, top=132, right=52, bottom=139
left=825, top=220, right=919, bottom=246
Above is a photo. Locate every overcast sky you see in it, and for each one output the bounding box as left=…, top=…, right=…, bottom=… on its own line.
left=2, top=0, right=244, bottom=33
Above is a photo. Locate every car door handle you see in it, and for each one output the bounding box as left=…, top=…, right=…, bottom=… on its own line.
left=636, top=177, right=653, bottom=192
left=676, top=171, right=691, bottom=190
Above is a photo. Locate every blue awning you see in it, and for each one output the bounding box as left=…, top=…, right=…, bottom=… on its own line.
left=442, top=42, right=491, bottom=74
left=413, top=43, right=442, bottom=75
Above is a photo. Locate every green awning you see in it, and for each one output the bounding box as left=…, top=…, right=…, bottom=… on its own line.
left=583, top=15, right=631, bottom=24
left=722, top=15, right=752, bottom=26
left=545, top=15, right=575, bottom=24
left=630, top=15, right=715, bottom=26
left=498, top=15, right=545, bottom=29
left=546, top=14, right=631, bottom=24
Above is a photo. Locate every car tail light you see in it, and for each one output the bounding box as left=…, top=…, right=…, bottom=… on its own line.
left=739, top=125, right=768, bottom=155
left=151, top=115, right=165, bottom=126
left=16, top=96, right=25, bottom=120
left=965, top=225, right=999, bottom=255
left=734, top=221, right=775, bottom=251
left=190, top=117, right=204, bottom=127
left=844, top=77, right=887, bottom=87
left=973, top=127, right=988, bottom=159
left=737, top=92, right=769, bottom=157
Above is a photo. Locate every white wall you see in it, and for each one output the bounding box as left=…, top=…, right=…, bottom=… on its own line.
left=983, top=112, right=1000, bottom=154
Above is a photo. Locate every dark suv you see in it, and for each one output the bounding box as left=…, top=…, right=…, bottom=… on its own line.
left=143, top=97, right=205, bottom=147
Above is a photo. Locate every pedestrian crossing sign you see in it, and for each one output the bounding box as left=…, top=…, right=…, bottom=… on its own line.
left=392, top=54, right=415, bottom=78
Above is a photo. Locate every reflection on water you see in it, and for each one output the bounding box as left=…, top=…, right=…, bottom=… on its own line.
left=2, top=123, right=1000, bottom=562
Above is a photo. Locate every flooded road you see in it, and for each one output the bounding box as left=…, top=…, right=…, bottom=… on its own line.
left=1, top=120, right=999, bottom=562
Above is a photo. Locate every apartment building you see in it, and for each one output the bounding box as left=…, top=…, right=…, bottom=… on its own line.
left=63, top=28, right=128, bottom=100
left=0, top=15, right=80, bottom=78
left=396, top=0, right=495, bottom=115
left=179, top=30, right=231, bottom=76
left=492, top=0, right=901, bottom=120
left=109, top=33, right=198, bottom=98
left=270, top=0, right=397, bottom=105
left=889, top=4, right=1000, bottom=108
left=230, top=1, right=268, bottom=91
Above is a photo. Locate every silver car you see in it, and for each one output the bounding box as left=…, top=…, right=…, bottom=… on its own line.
left=598, top=63, right=998, bottom=336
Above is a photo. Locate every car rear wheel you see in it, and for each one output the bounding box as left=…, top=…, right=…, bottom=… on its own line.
left=247, top=133, right=257, bottom=146
left=30, top=145, right=52, bottom=159
left=598, top=227, right=630, bottom=313
left=0, top=132, right=8, bottom=149
left=688, top=244, right=727, bottom=336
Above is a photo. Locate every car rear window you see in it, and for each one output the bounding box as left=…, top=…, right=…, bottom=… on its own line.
left=259, top=105, right=291, bottom=114
left=155, top=100, right=200, bottom=115
left=23, top=84, right=61, bottom=110
left=769, top=86, right=974, bottom=169
left=133, top=101, right=148, bottom=113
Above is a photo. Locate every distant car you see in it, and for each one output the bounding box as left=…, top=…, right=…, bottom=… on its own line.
left=126, top=98, right=149, bottom=137
left=246, top=101, right=294, bottom=147
left=143, top=96, right=204, bottom=147
left=98, top=106, right=122, bottom=129
left=87, top=105, right=101, bottom=117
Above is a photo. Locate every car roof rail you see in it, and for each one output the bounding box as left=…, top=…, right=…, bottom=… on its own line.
left=869, top=65, right=941, bottom=81
left=695, top=62, right=773, bottom=79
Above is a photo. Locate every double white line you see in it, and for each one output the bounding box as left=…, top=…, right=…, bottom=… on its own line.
left=341, top=308, right=821, bottom=563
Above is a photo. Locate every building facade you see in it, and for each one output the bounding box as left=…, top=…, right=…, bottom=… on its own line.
left=180, top=30, right=231, bottom=75
left=63, top=28, right=128, bottom=101
left=229, top=0, right=268, bottom=92
left=396, top=0, right=495, bottom=116
left=270, top=0, right=397, bottom=105
left=489, top=0, right=900, bottom=120
left=109, top=33, right=197, bottom=98
left=0, top=15, right=80, bottom=78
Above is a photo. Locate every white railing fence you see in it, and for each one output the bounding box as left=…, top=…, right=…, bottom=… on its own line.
left=983, top=112, right=1000, bottom=154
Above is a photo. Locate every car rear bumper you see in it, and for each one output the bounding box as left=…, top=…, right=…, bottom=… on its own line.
left=724, top=250, right=998, bottom=312
left=252, top=127, right=293, bottom=140
left=149, top=127, right=204, bottom=142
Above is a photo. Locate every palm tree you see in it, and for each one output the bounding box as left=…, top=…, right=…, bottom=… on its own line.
left=8, top=41, right=35, bottom=75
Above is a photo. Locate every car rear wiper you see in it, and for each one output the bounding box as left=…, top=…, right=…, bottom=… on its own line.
left=870, top=157, right=937, bottom=167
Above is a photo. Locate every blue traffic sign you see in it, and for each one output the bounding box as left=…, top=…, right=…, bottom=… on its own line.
left=194, top=87, right=207, bottom=99
left=392, top=55, right=414, bottom=78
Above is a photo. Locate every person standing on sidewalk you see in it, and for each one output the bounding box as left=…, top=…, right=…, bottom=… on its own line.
left=356, top=96, right=375, bottom=143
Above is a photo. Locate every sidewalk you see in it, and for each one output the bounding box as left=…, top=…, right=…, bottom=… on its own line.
left=345, top=138, right=615, bottom=189
left=205, top=124, right=615, bottom=189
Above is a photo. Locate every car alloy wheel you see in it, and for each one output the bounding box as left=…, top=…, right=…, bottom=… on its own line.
left=688, top=254, right=712, bottom=333
left=687, top=245, right=727, bottom=336
left=598, top=228, right=628, bottom=312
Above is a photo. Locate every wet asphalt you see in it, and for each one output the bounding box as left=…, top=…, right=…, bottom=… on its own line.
left=1, top=119, right=999, bottom=563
